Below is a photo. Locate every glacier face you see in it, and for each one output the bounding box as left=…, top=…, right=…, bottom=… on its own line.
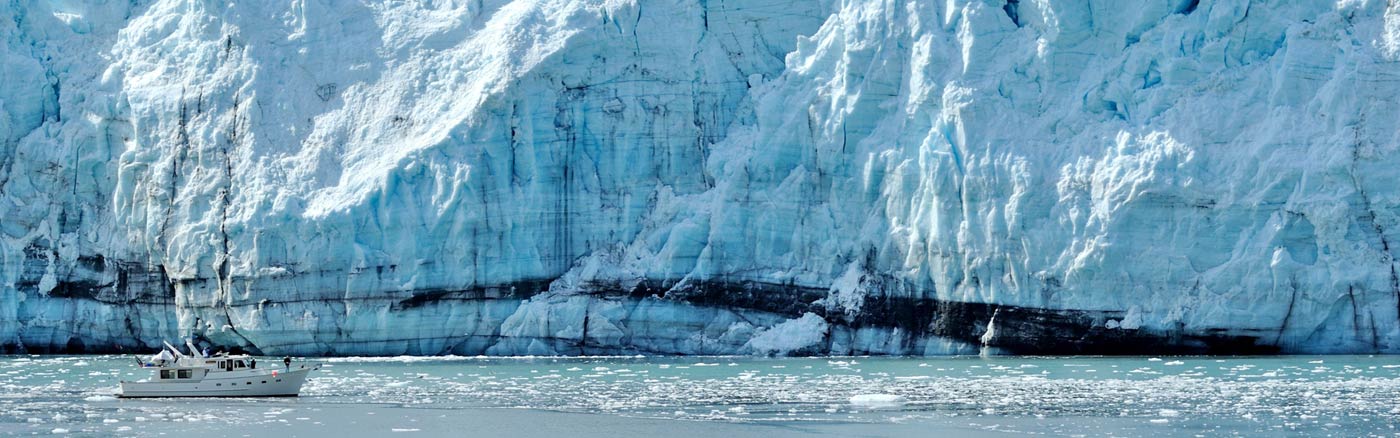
left=4, top=0, right=1400, bottom=355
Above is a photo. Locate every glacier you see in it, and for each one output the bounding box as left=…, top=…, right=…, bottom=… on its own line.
left=4, top=0, right=1400, bottom=355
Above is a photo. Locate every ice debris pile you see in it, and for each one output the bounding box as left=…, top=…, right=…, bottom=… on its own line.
left=5, top=0, right=1400, bottom=355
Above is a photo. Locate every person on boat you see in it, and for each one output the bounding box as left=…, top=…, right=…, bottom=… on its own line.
left=283, top=356, right=291, bottom=369
left=250, top=359, right=256, bottom=369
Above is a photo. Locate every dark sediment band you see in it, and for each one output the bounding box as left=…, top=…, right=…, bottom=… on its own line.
left=629, top=279, right=1278, bottom=355
left=3, top=276, right=1277, bottom=355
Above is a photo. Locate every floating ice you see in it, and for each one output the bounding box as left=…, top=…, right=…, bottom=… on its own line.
left=1, top=355, right=1400, bottom=435
left=849, top=394, right=907, bottom=409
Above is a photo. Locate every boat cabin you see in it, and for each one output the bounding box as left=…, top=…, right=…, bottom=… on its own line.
left=158, top=369, right=196, bottom=380
left=214, top=358, right=259, bottom=371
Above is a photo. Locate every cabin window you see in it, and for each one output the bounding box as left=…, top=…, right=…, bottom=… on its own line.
left=219, top=360, right=228, bottom=370
left=235, top=360, right=246, bottom=369
left=178, top=369, right=192, bottom=379
left=160, top=370, right=174, bottom=379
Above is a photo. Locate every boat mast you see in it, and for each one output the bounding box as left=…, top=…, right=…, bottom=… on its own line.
left=162, top=341, right=183, bottom=359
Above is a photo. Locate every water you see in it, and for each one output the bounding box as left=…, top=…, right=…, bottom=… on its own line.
left=2, top=355, right=1398, bottom=437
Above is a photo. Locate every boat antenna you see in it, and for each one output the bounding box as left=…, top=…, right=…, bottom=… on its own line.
left=163, top=341, right=184, bottom=358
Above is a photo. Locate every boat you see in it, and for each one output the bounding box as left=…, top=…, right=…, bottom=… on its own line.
left=117, top=340, right=320, bottom=398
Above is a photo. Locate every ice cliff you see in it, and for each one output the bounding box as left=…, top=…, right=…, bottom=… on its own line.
left=5, top=0, right=1400, bottom=355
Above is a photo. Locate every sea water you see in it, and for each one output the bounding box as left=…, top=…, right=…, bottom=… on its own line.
left=0, top=355, right=1397, bottom=437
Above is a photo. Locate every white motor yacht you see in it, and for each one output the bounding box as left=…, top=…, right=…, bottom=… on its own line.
left=118, top=341, right=320, bottom=398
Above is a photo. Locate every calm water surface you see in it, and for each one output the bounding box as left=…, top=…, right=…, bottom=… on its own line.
left=1, top=355, right=1397, bottom=437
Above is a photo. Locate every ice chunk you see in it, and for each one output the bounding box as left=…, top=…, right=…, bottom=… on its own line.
left=1118, top=307, right=1143, bottom=330
left=849, top=394, right=907, bottom=409
left=744, top=313, right=830, bottom=355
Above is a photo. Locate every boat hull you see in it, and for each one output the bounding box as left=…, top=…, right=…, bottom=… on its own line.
left=118, top=364, right=318, bottom=398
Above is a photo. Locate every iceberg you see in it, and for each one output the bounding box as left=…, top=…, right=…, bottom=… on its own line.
left=849, top=394, right=908, bottom=409
left=2, top=0, right=1400, bottom=355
